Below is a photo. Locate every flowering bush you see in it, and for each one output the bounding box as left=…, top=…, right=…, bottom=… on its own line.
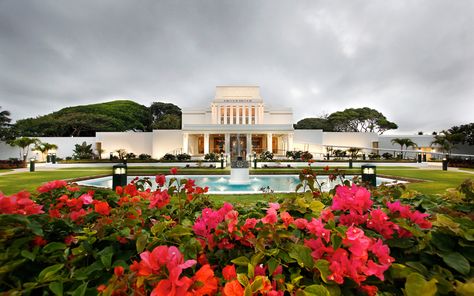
left=0, top=167, right=473, bottom=295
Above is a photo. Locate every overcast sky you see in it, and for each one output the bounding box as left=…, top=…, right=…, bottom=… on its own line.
left=0, top=0, right=473, bottom=134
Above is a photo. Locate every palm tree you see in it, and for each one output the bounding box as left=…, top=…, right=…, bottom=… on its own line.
left=8, top=137, right=39, bottom=162
left=34, top=142, right=58, bottom=161
left=0, top=107, right=11, bottom=126
left=390, top=138, right=417, bottom=159
left=431, top=133, right=454, bottom=155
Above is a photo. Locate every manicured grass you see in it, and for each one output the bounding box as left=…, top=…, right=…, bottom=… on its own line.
left=0, top=169, right=13, bottom=173
left=378, top=169, right=473, bottom=195
left=0, top=169, right=110, bottom=194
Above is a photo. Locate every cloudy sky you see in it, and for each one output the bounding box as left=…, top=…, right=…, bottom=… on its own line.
left=0, top=0, right=473, bottom=133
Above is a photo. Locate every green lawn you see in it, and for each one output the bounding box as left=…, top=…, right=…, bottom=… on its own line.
left=378, top=169, right=473, bottom=195
left=0, top=169, right=13, bottom=173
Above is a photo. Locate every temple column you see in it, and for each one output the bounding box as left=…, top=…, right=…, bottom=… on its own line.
left=230, top=105, right=234, bottom=124
left=246, top=133, right=252, bottom=159
left=225, top=133, right=230, bottom=155
left=224, top=105, right=228, bottom=124
left=267, top=133, right=273, bottom=152
left=217, top=105, right=221, bottom=124
left=182, top=133, right=189, bottom=154
left=287, top=133, right=294, bottom=153
left=204, top=133, right=210, bottom=154
left=236, top=106, right=240, bottom=124
left=248, top=105, right=252, bottom=124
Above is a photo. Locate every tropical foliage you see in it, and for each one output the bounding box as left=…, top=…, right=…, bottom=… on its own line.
left=72, top=142, right=94, bottom=160
left=390, top=138, right=417, bottom=159
left=0, top=167, right=473, bottom=295
left=0, top=106, right=13, bottom=141
left=295, top=108, right=398, bottom=134
left=7, top=137, right=39, bottom=162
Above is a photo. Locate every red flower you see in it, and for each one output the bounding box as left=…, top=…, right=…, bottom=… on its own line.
left=37, top=180, right=67, bottom=193
left=360, top=285, right=378, bottom=296
left=223, top=280, right=244, bottom=296
left=222, top=265, right=237, bottom=280
left=280, top=211, right=294, bottom=227
left=324, top=165, right=330, bottom=171
left=331, top=184, right=373, bottom=215
left=33, top=236, right=47, bottom=246
left=149, top=191, right=170, bottom=209
left=97, top=284, right=107, bottom=293
left=94, top=201, right=111, bottom=215
left=114, top=266, right=124, bottom=277
left=190, top=264, right=218, bottom=296
left=0, top=191, right=44, bottom=215
left=170, top=167, right=178, bottom=175
left=155, top=175, right=166, bottom=187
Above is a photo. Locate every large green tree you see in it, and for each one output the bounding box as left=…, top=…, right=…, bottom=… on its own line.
left=295, top=107, right=397, bottom=134
left=294, top=118, right=334, bottom=131
left=448, top=123, right=474, bottom=146
left=0, top=106, right=14, bottom=141
left=13, top=100, right=152, bottom=137
left=328, top=107, right=398, bottom=134
left=150, top=102, right=182, bottom=129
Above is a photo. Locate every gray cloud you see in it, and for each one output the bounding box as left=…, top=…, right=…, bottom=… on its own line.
left=0, top=0, right=473, bottom=133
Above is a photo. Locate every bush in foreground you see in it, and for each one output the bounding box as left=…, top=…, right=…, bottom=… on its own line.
left=0, top=168, right=473, bottom=295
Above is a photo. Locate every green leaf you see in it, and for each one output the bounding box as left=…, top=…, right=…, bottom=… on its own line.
left=314, top=260, right=331, bottom=283
left=247, top=263, right=255, bottom=279
left=43, top=242, right=67, bottom=254
left=309, top=201, right=325, bottom=213
left=250, top=276, right=264, bottom=292
left=237, top=273, right=250, bottom=287
left=49, top=282, right=63, bottom=296
left=244, top=285, right=252, bottom=296
left=288, top=244, right=314, bottom=269
left=136, top=233, right=148, bottom=253
left=304, top=285, right=330, bottom=296
left=442, top=252, right=470, bottom=275
left=71, top=282, right=88, bottom=296
left=38, top=264, right=64, bottom=282
left=456, top=280, right=474, bottom=296
left=232, top=256, right=250, bottom=266
left=389, top=263, right=415, bottom=279
left=98, top=246, right=114, bottom=269
left=267, top=258, right=279, bottom=275
left=21, top=250, right=36, bottom=261
left=250, top=252, right=265, bottom=266
left=405, top=273, right=437, bottom=296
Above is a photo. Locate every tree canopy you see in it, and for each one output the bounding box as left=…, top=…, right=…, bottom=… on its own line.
left=13, top=100, right=152, bottom=137
left=150, top=102, right=182, bottom=129
left=0, top=106, right=13, bottom=141
left=295, top=107, right=398, bottom=134
left=448, top=123, right=474, bottom=146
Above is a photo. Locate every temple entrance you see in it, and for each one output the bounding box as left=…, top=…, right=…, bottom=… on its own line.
left=210, top=134, right=225, bottom=153
left=230, top=134, right=247, bottom=160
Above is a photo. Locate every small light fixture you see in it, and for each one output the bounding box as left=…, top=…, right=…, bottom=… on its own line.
left=361, top=164, right=376, bottom=186
left=29, top=157, right=36, bottom=172
left=112, top=163, right=128, bottom=189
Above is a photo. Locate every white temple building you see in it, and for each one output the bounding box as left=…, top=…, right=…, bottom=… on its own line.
left=2, top=85, right=466, bottom=161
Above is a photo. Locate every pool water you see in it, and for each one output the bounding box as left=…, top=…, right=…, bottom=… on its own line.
left=77, top=175, right=404, bottom=194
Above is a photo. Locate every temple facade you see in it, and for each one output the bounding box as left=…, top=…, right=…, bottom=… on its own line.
left=181, top=86, right=294, bottom=159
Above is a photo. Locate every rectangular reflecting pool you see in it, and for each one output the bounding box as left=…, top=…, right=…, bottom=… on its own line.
left=76, top=175, right=405, bottom=194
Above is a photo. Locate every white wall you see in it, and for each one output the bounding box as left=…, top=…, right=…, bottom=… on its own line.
left=0, top=137, right=96, bottom=160
left=96, top=132, right=153, bottom=157
left=323, top=132, right=379, bottom=149
left=378, top=135, right=434, bottom=150
left=263, top=109, right=293, bottom=125
left=152, top=130, right=183, bottom=158
left=293, top=130, right=324, bottom=156
left=182, top=109, right=210, bottom=125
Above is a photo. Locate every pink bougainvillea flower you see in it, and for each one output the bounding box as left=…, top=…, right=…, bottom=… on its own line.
left=360, top=285, right=378, bottom=296
left=78, top=193, right=93, bottom=205
left=293, top=218, right=308, bottom=229
left=280, top=211, right=294, bottom=227
left=37, top=180, right=67, bottom=193
left=366, top=208, right=399, bottom=239
left=331, top=184, right=373, bottom=214
left=306, top=218, right=331, bottom=243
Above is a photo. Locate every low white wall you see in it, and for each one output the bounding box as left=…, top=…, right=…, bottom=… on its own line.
left=0, top=137, right=96, bottom=160
left=293, top=130, right=324, bottom=156
left=323, top=132, right=379, bottom=149
left=152, top=130, right=183, bottom=159
left=96, top=132, right=153, bottom=157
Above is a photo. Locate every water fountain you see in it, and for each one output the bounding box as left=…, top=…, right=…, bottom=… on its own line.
left=229, top=133, right=250, bottom=184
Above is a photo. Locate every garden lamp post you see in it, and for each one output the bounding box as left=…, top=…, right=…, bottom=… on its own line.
left=349, top=157, right=353, bottom=169
left=51, top=153, right=57, bottom=164
left=220, top=152, right=224, bottom=169
left=112, top=163, right=127, bottom=190
left=361, top=164, right=376, bottom=186
left=442, top=155, right=448, bottom=171
left=417, top=153, right=422, bottom=163
left=29, top=158, right=36, bottom=172
left=253, top=152, right=257, bottom=169
left=422, top=153, right=427, bottom=162
left=46, top=153, right=51, bottom=163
